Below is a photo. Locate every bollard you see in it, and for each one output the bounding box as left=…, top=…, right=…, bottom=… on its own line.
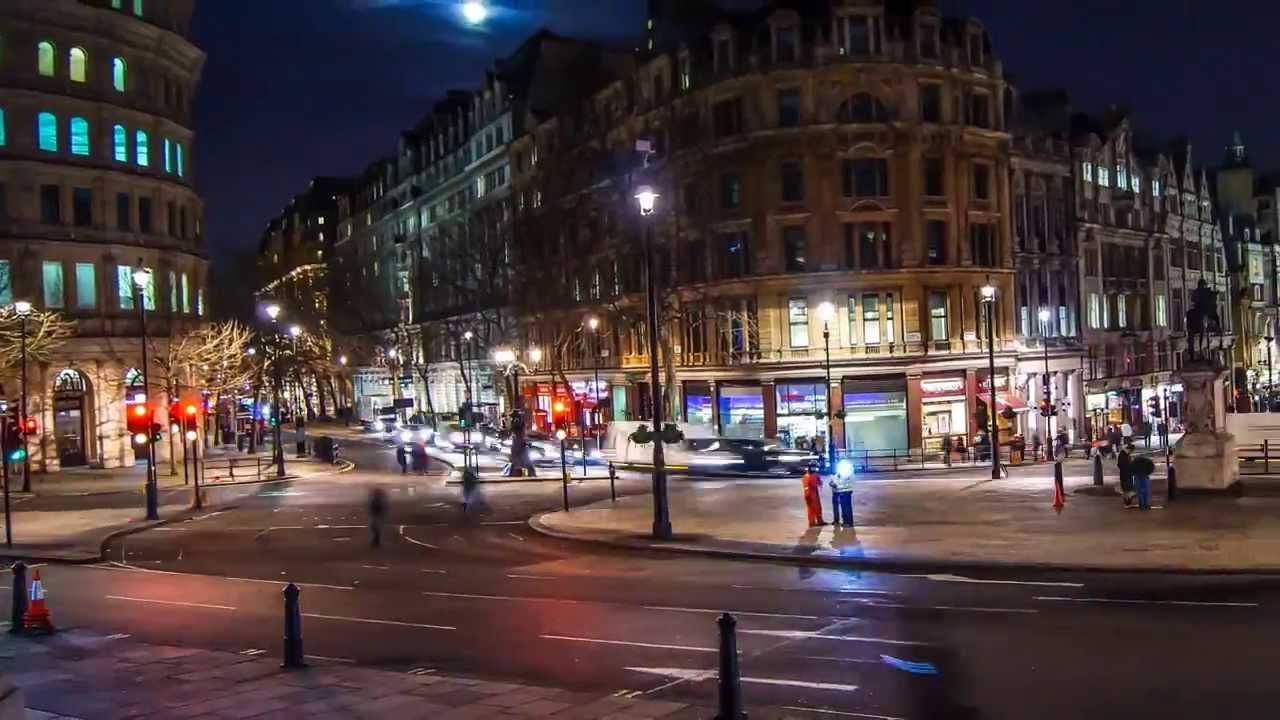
left=1167, top=464, right=1177, bottom=502
left=1266, top=439, right=1271, bottom=475
left=282, top=583, right=305, bottom=669
left=1092, top=453, right=1104, bottom=487
left=715, top=613, right=746, bottom=719
left=608, top=462, right=617, bottom=502
left=9, top=562, right=26, bottom=635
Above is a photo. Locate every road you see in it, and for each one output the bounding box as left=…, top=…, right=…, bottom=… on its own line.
left=10, top=434, right=1280, bottom=719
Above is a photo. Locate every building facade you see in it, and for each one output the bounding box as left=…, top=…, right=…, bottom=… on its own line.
left=0, top=0, right=207, bottom=471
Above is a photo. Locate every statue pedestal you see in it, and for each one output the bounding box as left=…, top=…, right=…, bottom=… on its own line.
left=1172, top=363, right=1239, bottom=490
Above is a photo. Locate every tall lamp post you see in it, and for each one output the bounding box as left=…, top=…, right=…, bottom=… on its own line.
left=132, top=266, right=159, bottom=520
left=1038, top=307, right=1055, bottom=461
left=13, top=300, right=32, bottom=494
left=636, top=185, right=671, bottom=539
left=979, top=284, right=1001, bottom=479
left=586, top=316, right=601, bottom=475
left=463, top=330, right=475, bottom=471
left=1266, top=334, right=1275, bottom=413
left=264, top=303, right=286, bottom=478
left=817, top=301, right=837, bottom=472
left=338, top=354, right=349, bottom=426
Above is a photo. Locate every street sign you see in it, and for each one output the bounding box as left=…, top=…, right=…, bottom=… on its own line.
left=393, top=398, right=414, bottom=409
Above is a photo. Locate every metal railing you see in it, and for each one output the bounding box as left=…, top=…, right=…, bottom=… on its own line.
left=833, top=445, right=1083, bottom=473
left=200, top=456, right=265, bottom=484
left=1237, top=441, right=1280, bottom=475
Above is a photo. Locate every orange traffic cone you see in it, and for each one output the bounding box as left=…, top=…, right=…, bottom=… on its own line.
left=1052, top=476, right=1066, bottom=513
left=23, top=569, right=55, bottom=633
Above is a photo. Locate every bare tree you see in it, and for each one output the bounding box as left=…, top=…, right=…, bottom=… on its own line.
left=0, top=308, right=77, bottom=377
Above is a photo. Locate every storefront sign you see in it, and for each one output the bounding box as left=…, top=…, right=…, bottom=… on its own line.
left=920, top=377, right=966, bottom=399
left=904, top=332, right=922, bottom=343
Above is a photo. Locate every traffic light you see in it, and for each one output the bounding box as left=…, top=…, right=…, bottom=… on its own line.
left=20, top=417, right=37, bottom=435
left=1039, top=399, right=1055, bottom=418
left=552, top=398, right=568, bottom=427
left=127, top=402, right=152, bottom=444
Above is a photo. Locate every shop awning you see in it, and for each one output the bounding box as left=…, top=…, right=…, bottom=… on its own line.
left=978, top=395, right=1029, bottom=411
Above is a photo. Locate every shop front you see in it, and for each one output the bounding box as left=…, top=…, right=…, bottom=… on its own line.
left=976, top=372, right=1025, bottom=445
left=842, top=377, right=908, bottom=452
left=919, top=374, right=969, bottom=453
left=774, top=381, right=827, bottom=450
left=718, top=383, right=764, bottom=439
left=683, top=381, right=714, bottom=425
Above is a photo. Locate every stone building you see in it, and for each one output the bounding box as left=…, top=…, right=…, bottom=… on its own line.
left=0, top=0, right=207, bottom=471
left=508, top=0, right=1020, bottom=453
left=256, top=176, right=353, bottom=330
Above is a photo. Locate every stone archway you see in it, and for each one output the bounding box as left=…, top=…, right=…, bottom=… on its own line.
left=52, top=368, right=94, bottom=468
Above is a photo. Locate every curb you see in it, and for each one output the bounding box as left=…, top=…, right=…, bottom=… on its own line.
left=526, top=512, right=1280, bottom=577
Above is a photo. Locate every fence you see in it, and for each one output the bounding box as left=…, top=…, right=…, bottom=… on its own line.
left=200, top=456, right=265, bottom=484
left=1237, top=441, right=1280, bottom=475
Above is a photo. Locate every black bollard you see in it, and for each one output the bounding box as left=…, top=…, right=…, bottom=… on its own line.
left=714, top=613, right=746, bottom=720
left=282, top=583, right=305, bottom=669
left=9, top=562, right=26, bottom=635
left=608, top=462, right=617, bottom=502
left=1167, top=465, right=1177, bottom=502
left=1092, top=453, right=1104, bottom=487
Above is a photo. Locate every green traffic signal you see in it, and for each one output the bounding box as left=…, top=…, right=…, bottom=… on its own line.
left=7, top=448, right=26, bottom=462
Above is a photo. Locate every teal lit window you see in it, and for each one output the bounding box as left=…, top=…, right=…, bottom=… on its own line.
left=0, top=108, right=6, bottom=146
left=163, top=138, right=172, bottom=173
left=181, top=273, right=190, bottom=313
left=69, top=47, right=87, bottom=83
left=75, top=262, right=96, bottom=309
left=168, top=270, right=177, bottom=311
left=42, top=260, right=64, bottom=309
left=70, top=117, right=90, bottom=156
left=197, top=288, right=205, bottom=316
left=135, top=130, right=149, bottom=166
left=0, top=260, right=11, bottom=305
left=133, top=0, right=144, bottom=17
left=176, top=143, right=185, bottom=177
left=112, top=57, right=127, bottom=91
left=112, top=0, right=122, bottom=8
left=37, top=41, right=54, bottom=77
left=113, top=124, right=127, bottom=161
left=37, top=112, right=57, bottom=152
left=116, top=265, right=133, bottom=310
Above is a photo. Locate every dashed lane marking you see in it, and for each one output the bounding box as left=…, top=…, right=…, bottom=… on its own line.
left=782, top=706, right=906, bottom=719
left=407, top=667, right=436, bottom=676
left=625, top=667, right=860, bottom=693
left=739, top=629, right=927, bottom=646
left=731, top=584, right=900, bottom=595
left=399, top=526, right=439, bottom=550
left=301, top=613, right=455, bottom=631
left=904, top=573, right=1085, bottom=588
left=505, top=532, right=525, bottom=542
left=105, top=595, right=235, bottom=611
left=644, top=605, right=820, bottom=620
left=1034, top=596, right=1259, bottom=608
left=305, top=654, right=355, bottom=664
left=542, top=635, right=716, bottom=653
left=506, top=574, right=555, bottom=580
left=240, top=649, right=266, bottom=656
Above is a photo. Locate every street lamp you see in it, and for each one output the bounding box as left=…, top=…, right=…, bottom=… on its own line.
left=493, top=345, right=538, bottom=477
left=586, top=316, right=601, bottom=477
left=462, top=330, right=476, bottom=471
left=461, top=0, right=487, bottom=25
left=132, top=265, right=158, bottom=519
left=635, top=184, right=670, bottom=539
left=1038, top=307, right=1054, bottom=462
left=817, top=301, right=837, bottom=472
left=262, top=302, right=286, bottom=478
left=980, top=284, right=1000, bottom=479
left=12, top=300, right=32, bottom=500
left=1266, top=334, right=1274, bottom=413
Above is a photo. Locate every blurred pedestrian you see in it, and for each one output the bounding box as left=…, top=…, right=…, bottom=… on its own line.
left=1132, top=455, right=1155, bottom=510
left=461, top=469, right=479, bottom=512
left=368, top=486, right=389, bottom=548
left=395, top=444, right=407, bottom=474
left=1118, top=441, right=1135, bottom=508
left=829, top=465, right=854, bottom=526
left=802, top=464, right=825, bottom=527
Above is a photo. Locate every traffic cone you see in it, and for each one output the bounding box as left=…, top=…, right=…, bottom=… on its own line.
left=22, top=569, right=55, bottom=634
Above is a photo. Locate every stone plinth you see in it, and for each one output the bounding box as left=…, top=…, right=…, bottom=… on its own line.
left=1172, top=363, right=1239, bottom=490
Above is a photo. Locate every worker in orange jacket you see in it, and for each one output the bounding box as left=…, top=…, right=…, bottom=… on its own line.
left=802, top=464, right=825, bottom=527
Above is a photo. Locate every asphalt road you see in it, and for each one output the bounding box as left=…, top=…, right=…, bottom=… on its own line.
left=11, top=435, right=1280, bottom=719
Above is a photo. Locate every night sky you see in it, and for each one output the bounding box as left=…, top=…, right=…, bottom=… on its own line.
left=192, top=0, right=1279, bottom=273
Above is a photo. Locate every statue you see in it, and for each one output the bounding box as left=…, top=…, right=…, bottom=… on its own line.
left=1184, top=279, right=1222, bottom=364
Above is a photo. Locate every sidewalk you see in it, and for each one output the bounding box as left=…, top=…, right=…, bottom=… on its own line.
left=15, top=445, right=296, bottom=497
left=533, top=468, right=1280, bottom=572
left=0, top=631, right=763, bottom=720
left=0, top=456, right=349, bottom=563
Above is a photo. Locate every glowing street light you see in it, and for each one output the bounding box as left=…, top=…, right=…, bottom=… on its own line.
left=289, top=324, right=302, bottom=338
left=528, top=346, right=543, bottom=364
left=461, top=0, right=487, bottom=25
left=12, top=300, right=32, bottom=317
left=634, top=185, right=659, bottom=216
left=264, top=303, right=282, bottom=322
left=338, top=355, right=348, bottom=366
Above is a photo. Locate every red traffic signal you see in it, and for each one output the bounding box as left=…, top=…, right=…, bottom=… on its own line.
left=183, top=403, right=199, bottom=417
left=126, top=402, right=152, bottom=437
left=20, top=417, right=37, bottom=435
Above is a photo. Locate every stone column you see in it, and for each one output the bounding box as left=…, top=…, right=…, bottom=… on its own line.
left=829, top=377, right=845, bottom=450
left=762, top=382, right=777, bottom=439
left=906, top=372, right=923, bottom=451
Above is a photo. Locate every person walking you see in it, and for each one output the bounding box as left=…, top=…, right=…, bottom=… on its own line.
left=395, top=444, right=408, bottom=474
left=802, top=464, right=825, bottom=527
left=368, top=486, right=389, bottom=548
left=461, top=469, right=479, bottom=513
left=1132, top=455, right=1155, bottom=510
left=1118, top=441, right=1135, bottom=508
left=829, top=466, right=855, bottom=526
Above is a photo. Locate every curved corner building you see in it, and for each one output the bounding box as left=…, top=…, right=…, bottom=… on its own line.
left=0, top=0, right=206, bottom=471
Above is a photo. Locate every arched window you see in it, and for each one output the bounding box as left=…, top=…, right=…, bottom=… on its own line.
left=69, top=47, right=87, bottom=82
left=37, top=41, right=55, bottom=77
left=135, top=129, right=149, bottom=166
left=113, top=124, right=127, bottom=161
left=836, top=93, right=891, bottom=124
left=37, top=111, right=57, bottom=152
left=112, top=57, right=127, bottom=91
left=70, top=116, right=90, bottom=156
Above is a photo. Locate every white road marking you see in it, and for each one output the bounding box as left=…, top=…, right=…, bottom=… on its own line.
left=420, top=569, right=448, bottom=575
left=1035, top=596, right=1259, bottom=608
left=106, top=595, right=235, bottom=611
left=86, top=563, right=354, bottom=590
left=731, top=584, right=900, bottom=596
left=423, top=590, right=565, bottom=603
left=506, top=532, right=525, bottom=542
left=800, top=656, right=878, bottom=664
left=104, top=633, right=131, bottom=641
left=782, top=706, right=905, bottom=719
left=859, top=602, right=1037, bottom=614
left=644, top=606, right=819, bottom=620
left=305, top=654, right=356, bottom=664
left=240, top=648, right=266, bottom=656
left=407, top=667, right=436, bottom=675
left=625, top=667, right=859, bottom=692
left=301, top=613, right=455, bottom=630
left=506, top=574, right=555, bottom=580
left=543, top=635, right=716, bottom=653
left=361, top=565, right=390, bottom=571
left=739, top=630, right=927, bottom=646
left=399, top=527, right=438, bottom=550
left=905, top=573, right=1085, bottom=588
left=481, top=521, right=526, bottom=526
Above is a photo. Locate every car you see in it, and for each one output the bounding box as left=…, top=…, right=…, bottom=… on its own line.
left=393, top=423, right=433, bottom=447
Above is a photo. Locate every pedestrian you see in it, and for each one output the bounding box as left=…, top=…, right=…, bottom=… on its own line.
left=1118, top=441, right=1135, bottom=507
left=1056, top=429, right=1070, bottom=459
left=1157, top=420, right=1168, bottom=448
left=802, top=464, right=825, bottom=527
left=829, top=464, right=854, bottom=526
left=1132, top=455, right=1155, bottom=510
left=395, top=444, right=408, bottom=474
left=461, top=469, right=479, bottom=512
left=1031, top=433, right=1042, bottom=462
left=368, top=486, right=389, bottom=548
left=1143, top=422, right=1152, bottom=448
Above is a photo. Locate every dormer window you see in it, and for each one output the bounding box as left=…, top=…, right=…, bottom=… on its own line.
left=968, top=30, right=985, bottom=65
left=678, top=51, right=692, bottom=91
left=918, top=18, right=940, bottom=59
left=1117, top=165, right=1129, bottom=191
left=774, top=25, right=798, bottom=63
left=836, top=13, right=882, bottom=56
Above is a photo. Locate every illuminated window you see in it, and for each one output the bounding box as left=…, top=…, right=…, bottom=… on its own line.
left=112, top=57, right=127, bottom=91
left=1082, top=161, right=1093, bottom=183
left=37, top=112, right=57, bottom=152
left=69, top=47, right=87, bottom=82
left=0, top=108, right=5, bottom=146
left=788, top=298, right=809, bottom=348
left=113, top=124, right=127, bottom=161
left=163, top=138, right=172, bottom=172
left=1116, top=165, right=1128, bottom=191
left=42, top=261, right=64, bottom=309
left=176, top=143, right=184, bottom=177
left=112, top=0, right=122, bottom=7
left=1098, top=166, right=1110, bottom=187
left=197, top=288, right=205, bottom=316
left=168, top=270, right=177, bottom=311
left=37, top=41, right=54, bottom=77
left=70, top=116, right=90, bottom=156
left=116, top=265, right=134, bottom=309
left=135, top=130, right=149, bottom=166
left=133, top=0, right=144, bottom=17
